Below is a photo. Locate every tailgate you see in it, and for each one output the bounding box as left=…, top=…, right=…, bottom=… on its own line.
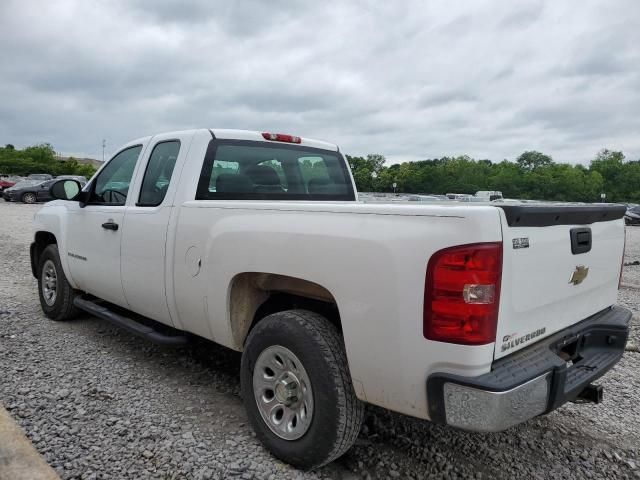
left=494, top=204, right=626, bottom=360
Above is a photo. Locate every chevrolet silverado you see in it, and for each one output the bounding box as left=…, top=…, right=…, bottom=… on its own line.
left=30, top=129, right=630, bottom=468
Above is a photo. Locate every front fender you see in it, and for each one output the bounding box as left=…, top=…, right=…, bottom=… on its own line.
left=32, top=203, right=77, bottom=288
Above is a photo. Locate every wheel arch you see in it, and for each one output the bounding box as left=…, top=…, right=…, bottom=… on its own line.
left=228, top=272, right=342, bottom=350
left=31, top=231, right=58, bottom=278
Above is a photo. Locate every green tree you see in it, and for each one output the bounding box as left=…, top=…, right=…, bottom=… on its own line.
left=365, top=154, right=386, bottom=172
left=487, top=160, right=523, bottom=198
left=516, top=151, right=553, bottom=171
left=0, top=143, right=97, bottom=178
left=589, top=149, right=626, bottom=201
left=346, top=154, right=386, bottom=192
left=343, top=148, right=633, bottom=202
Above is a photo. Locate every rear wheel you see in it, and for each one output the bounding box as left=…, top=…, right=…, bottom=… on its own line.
left=38, top=244, right=80, bottom=321
left=241, top=310, right=364, bottom=469
left=22, top=192, right=37, bottom=204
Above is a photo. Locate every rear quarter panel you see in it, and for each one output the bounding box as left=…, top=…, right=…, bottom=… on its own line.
left=173, top=202, right=503, bottom=419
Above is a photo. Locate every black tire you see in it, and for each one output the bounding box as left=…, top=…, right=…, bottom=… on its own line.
left=37, top=244, right=80, bottom=321
left=241, top=309, right=364, bottom=470
left=22, top=192, right=37, bottom=204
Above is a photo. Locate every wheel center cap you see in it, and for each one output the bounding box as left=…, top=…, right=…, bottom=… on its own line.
left=275, top=373, right=300, bottom=405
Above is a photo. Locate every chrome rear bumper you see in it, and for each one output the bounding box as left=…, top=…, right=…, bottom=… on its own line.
left=427, top=306, right=631, bottom=432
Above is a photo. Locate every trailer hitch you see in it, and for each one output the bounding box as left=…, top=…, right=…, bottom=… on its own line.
left=572, top=384, right=603, bottom=404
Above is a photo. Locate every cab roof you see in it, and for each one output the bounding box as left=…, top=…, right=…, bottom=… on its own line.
left=123, top=129, right=339, bottom=153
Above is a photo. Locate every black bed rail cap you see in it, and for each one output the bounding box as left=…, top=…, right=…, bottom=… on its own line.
left=497, top=203, right=626, bottom=227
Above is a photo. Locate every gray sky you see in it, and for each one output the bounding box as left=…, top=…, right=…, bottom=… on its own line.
left=1, top=0, right=639, bottom=164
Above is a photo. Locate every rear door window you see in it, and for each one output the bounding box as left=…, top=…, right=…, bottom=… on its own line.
left=138, top=140, right=180, bottom=206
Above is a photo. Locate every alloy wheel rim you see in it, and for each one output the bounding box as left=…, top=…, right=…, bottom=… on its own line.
left=42, top=259, right=58, bottom=306
left=253, top=345, right=314, bottom=440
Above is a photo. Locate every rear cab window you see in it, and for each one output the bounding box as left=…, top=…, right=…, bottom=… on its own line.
left=196, top=140, right=354, bottom=201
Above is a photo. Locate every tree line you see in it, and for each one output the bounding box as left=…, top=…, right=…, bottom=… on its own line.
left=347, top=149, right=640, bottom=203
left=0, top=144, right=97, bottom=178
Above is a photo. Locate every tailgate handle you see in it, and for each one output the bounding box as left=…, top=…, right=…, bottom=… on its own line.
left=570, top=227, right=591, bottom=254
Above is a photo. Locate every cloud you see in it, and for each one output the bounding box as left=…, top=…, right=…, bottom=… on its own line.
left=498, top=1, right=545, bottom=29
left=0, top=0, right=639, bottom=164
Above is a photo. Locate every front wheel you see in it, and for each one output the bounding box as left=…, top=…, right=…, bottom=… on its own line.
left=22, top=192, right=37, bottom=204
left=38, top=244, right=80, bottom=321
left=241, top=310, right=364, bottom=469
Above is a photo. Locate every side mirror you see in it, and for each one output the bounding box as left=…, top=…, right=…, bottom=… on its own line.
left=50, top=179, right=82, bottom=201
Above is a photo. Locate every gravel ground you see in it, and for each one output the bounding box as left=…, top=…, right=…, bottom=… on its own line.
left=1, top=200, right=639, bottom=480
left=623, top=225, right=640, bottom=287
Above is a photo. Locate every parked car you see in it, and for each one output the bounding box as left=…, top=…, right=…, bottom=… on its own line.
left=31, top=128, right=630, bottom=469
left=456, top=195, right=486, bottom=202
left=625, top=205, right=640, bottom=225
left=0, top=178, right=16, bottom=193
left=4, top=178, right=86, bottom=203
left=492, top=198, right=524, bottom=203
left=27, top=173, right=53, bottom=181
left=475, top=190, right=503, bottom=200
left=428, top=194, right=450, bottom=200
left=407, top=194, right=441, bottom=202
left=3, top=180, right=44, bottom=202
left=446, top=192, right=468, bottom=199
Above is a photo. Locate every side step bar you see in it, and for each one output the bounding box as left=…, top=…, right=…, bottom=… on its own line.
left=73, top=297, right=189, bottom=346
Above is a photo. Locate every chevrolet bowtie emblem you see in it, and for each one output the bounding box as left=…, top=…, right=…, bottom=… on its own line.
left=569, top=265, right=589, bottom=285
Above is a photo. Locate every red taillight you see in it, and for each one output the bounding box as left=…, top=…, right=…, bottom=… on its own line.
left=261, top=132, right=301, bottom=144
left=424, top=242, right=502, bottom=345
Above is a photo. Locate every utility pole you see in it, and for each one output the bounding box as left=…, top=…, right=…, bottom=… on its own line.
left=102, top=139, right=106, bottom=163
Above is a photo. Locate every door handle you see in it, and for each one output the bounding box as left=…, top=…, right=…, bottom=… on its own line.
left=101, top=221, right=119, bottom=231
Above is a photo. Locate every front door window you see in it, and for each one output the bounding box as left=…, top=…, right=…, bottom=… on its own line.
left=91, top=145, right=142, bottom=205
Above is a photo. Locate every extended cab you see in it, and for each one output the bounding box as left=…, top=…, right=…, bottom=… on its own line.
left=31, top=129, right=630, bottom=469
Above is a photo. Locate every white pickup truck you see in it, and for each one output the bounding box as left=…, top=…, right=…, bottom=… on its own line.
left=31, top=129, right=630, bottom=469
